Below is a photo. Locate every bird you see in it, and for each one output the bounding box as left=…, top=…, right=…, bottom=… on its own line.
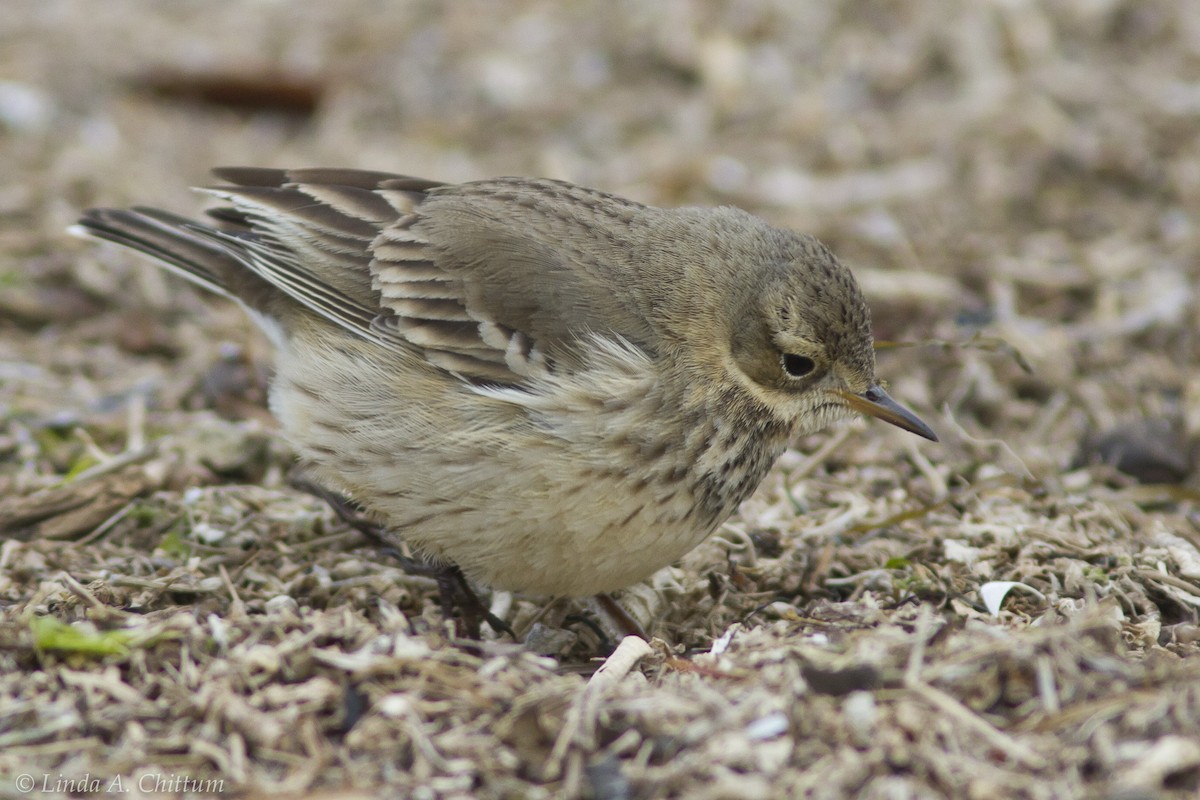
left=76, top=167, right=936, bottom=606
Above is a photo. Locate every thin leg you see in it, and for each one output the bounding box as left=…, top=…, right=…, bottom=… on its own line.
left=593, top=593, right=649, bottom=641
left=290, top=474, right=514, bottom=640
left=289, top=474, right=385, bottom=539
left=432, top=563, right=515, bottom=640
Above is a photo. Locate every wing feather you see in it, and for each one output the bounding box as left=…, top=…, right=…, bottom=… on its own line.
left=167, top=168, right=658, bottom=386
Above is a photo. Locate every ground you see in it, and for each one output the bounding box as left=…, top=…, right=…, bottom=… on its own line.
left=2, top=1, right=1200, bottom=798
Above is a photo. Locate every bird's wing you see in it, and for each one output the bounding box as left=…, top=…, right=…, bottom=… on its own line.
left=202, top=168, right=658, bottom=385
left=191, top=167, right=435, bottom=346
left=372, top=176, right=661, bottom=382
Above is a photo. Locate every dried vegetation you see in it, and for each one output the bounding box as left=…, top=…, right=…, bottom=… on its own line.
left=2, top=1, right=1199, bottom=798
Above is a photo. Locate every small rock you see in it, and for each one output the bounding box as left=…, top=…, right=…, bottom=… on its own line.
left=1076, top=419, right=1193, bottom=484
left=522, top=622, right=578, bottom=657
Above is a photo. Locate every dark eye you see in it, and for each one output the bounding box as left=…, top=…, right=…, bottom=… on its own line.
left=782, top=354, right=815, bottom=377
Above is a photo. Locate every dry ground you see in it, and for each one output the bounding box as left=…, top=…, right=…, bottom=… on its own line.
left=2, top=1, right=1200, bottom=798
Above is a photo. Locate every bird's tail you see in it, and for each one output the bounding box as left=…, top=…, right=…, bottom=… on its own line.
left=71, top=207, right=241, bottom=302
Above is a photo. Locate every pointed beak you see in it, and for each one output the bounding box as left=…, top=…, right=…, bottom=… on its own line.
left=836, top=385, right=938, bottom=442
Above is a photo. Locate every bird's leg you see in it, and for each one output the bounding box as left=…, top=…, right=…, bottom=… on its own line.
left=592, top=593, right=650, bottom=641
left=289, top=473, right=514, bottom=640
left=432, top=564, right=516, bottom=640
left=289, top=473, right=385, bottom=538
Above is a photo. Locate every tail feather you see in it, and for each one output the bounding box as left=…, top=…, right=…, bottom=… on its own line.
left=73, top=167, right=439, bottom=352
left=73, top=207, right=238, bottom=301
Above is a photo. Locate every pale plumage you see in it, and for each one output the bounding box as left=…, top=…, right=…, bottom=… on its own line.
left=77, top=168, right=935, bottom=598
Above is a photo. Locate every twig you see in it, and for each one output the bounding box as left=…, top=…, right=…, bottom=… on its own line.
left=59, top=572, right=106, bottom=613
left=549, top=636, right=654, bottom=775
left=905, top=682, right=1047, bottom=768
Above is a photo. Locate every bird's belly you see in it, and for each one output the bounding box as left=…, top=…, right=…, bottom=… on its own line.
left=400, top=461, right=712, bottom=597
left=270, top=330, right=785, bottom=597
left=271, top=339, right=726, bottom=596
left=299, top=419, right=713, bottom=596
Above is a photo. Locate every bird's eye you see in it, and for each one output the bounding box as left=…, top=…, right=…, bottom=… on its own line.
left=782, top=353, right=815, bottom=377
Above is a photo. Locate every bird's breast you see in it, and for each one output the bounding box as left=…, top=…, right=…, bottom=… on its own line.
left=269, top=329, right=790, bottom=596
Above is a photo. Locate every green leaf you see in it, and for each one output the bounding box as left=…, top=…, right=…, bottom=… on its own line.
left=158, top=528, right=192, bottom=558
left=31, top=617, right=134, bottom=657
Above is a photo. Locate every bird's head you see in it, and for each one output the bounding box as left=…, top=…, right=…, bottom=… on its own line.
left=727, top=229, right=937, bottom=442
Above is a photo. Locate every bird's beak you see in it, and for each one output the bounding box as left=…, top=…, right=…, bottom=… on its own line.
left=836, top=385, right=938, bottom=442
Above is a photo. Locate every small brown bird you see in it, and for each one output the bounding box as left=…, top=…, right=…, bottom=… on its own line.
left=76, top=168, right=935, bottom=600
